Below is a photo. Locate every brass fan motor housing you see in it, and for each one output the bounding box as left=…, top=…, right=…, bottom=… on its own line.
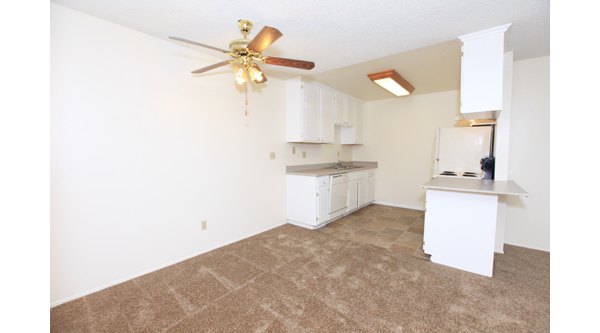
left=229, top=20, right=254, bottom=54
left=229, top=38, right=251, bottom=52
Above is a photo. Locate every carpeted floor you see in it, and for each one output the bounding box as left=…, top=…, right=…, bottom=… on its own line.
left=51, top=205, right=549, bottom=332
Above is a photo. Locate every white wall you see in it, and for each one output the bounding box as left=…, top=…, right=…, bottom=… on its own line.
left=353, top=90, right=460, bottom=210
left=50, top=4, right=350, bottom=305
left=504, top=56, right=550, bottom=251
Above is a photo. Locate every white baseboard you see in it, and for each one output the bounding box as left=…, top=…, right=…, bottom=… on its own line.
left=504, top=241, right=550, bottom=253
left=50, top=221, right=287, bottom=308
left=373, top=201, right=424, bottom=211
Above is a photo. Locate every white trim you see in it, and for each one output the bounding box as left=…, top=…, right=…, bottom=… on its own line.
left=373, top=201, right=424, bottom=211
left=50, top=221, right=287, bottom=308
left=458, top=23, right=512, bottom=41
left=504, top=241, right=549, bottom=253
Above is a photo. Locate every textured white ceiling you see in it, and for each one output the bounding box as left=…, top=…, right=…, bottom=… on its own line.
left=309, top=40, right=462, bottom=101
left=52, top=0, right=549, bottom=99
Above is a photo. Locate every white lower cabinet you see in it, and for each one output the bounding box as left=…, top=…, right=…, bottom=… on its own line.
left=317, top=181, right=330, bottom=224
left=286, top=175, right=330, bottom=229
left=358, top=177, right=369, bottom=207
left=347, top=170, right=375, bottom=213
left=287, top=169, right=376, bottom=229
left=367, top=173, right=375, bottom=203
left=346, top=179, right=358, bottom=212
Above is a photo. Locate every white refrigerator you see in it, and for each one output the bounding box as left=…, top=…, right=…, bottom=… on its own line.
left=433, top=126, right=493, bottom=178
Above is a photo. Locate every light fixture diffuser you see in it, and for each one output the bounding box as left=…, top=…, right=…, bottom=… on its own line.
left=249, top=63, right=267, bottom=83
left=368, top=69, right=414, bottom=96
left=233, top=63, right=248, bottom=85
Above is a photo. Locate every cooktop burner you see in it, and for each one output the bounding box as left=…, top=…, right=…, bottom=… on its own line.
left=438, top=171, right=481, bottom=178
left=440, top=171, right=457, bottom=176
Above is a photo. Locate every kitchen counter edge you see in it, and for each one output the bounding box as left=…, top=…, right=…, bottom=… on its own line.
left=286, top=162, right=377, bottom=177
left=421, top=177, right=528, bottom=197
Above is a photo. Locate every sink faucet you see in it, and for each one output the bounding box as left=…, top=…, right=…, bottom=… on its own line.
left=335, top=160, right=343, bottom=168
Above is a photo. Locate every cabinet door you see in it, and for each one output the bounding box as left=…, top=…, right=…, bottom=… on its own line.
left=334, top=93, right=348, bottom=126
left=317, top=187, right=330, bottom=225
left=367, top=176, right=375, bottom=203
left=346, top=180, right=358, bottom=212
left=286, top=175, right=318, bottom=225
left=354, top=101, right=363, bottom=143
left=460, top=31, right=505, bottom=114
left=346, top=98, right=356, bottom=127
left=320, top=87, right=335, bottom=143
left=302, top=82, right=321, bottom=141
left=357, top=177, right=368, bottom=207
left=340, top=100, right=363, bottom=144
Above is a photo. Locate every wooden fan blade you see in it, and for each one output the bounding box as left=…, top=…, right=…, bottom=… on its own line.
left=191, top=61, right=231, bottom=74
left=246, top=26, right=283, bottom=52
left=264, top=56, right=315, bottom=70
left=168, top=36, right=229, bottom=53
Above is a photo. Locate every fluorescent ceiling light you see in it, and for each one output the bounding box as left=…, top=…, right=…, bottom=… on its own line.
left=368, top=69, right=415, bottom=96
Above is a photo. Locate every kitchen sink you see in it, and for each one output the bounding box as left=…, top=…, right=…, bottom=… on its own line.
left=331, top=166, right=361, bottom=170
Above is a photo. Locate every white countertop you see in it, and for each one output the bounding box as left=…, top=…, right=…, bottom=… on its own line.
left=286, top=165, right=377, bottom=177
left=286, top=161, right=377, bottom=177
left=421, top=177, right=528, bottom=197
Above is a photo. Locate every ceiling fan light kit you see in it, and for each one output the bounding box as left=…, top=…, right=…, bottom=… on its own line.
left=169, top=19, right=315, bottom=85
left=368, top=69, right=415, bottom=96
left=249, top=63, right=267, bottom=83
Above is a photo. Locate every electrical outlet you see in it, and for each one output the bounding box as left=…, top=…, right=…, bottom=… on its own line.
left=201, top=220, right=207, bottom=230
left=292, top=146, right=296, bottom=154
left=270, top=152, right=276, bottom=160
left=337, top=151, right=340, bottom=157
left=302, top=151, right=307, bottom=159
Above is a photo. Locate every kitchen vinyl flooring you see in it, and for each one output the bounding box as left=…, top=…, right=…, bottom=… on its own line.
left=324, top=204, right=431, bottom=260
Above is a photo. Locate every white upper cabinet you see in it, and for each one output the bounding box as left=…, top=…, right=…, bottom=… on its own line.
left=302, top=81, right=321, bottom=141
left=286, top=77, right=335, bottom=143
left=341, top=97, right=364, bottom=144
left=459, top=24, right=511, bottom=119
left=319, top=87, right=335, bottom=143
left=286, top=77, right=362, bottom=144
left=334, top=93, right=351, bottom=126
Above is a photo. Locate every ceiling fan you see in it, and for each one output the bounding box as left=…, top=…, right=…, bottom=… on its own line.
left=169, top=19, right=315, bottom=84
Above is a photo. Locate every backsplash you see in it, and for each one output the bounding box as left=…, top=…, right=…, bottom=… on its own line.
left=284, top=140, right=353, bottom=165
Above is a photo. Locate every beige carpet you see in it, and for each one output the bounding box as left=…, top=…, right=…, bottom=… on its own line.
left=51, top=206, right=549, bottom=332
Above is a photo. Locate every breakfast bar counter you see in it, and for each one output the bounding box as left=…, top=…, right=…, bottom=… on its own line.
left=421, top=177, right=528, bottom=197
left=420, top=177, right=527, bottom=277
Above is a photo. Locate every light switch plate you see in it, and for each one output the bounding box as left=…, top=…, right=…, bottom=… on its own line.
left=292, top=146, right=296, bottom=154
left=270, top=152, right=276, bottom=160
left=302, top=151, right=307, bottom=159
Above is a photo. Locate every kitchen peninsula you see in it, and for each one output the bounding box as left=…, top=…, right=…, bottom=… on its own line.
left=421, top=177, right=527, bottom=277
